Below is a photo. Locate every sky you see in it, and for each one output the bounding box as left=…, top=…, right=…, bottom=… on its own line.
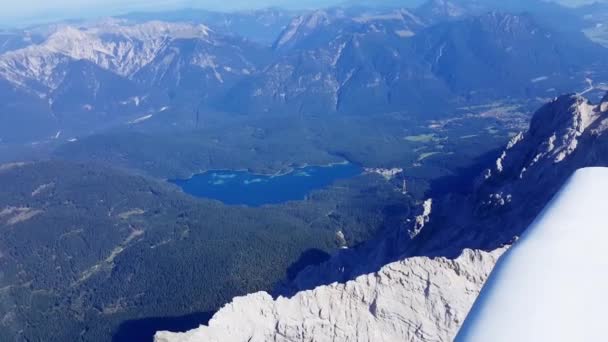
left=0, top=0, right=343, bottom=24
left=0, top=0, right=604, bottom=27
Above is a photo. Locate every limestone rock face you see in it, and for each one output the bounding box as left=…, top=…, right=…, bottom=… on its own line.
left=155, top=248, right=506, bottom=342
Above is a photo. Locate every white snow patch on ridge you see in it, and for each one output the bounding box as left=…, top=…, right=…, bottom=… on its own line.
left=456, top=167, right=608, bottom=342
left=531, top=76, right=548, bottom=83
left=128, top=114, right=153, bottom=124
left=395, top=29, right=415, bottom=37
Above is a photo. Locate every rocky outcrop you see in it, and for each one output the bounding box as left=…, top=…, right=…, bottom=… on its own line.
left=155, top=248, right=506, bottom=342
left=409, top=198, right=433, bottom=238
left=420, top=92, right=608, bottom=255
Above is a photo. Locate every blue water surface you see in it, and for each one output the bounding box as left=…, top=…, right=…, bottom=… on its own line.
left=170, top=163, right=362, bottom=206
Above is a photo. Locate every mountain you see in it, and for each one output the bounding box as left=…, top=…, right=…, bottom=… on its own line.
left=50, top=59, right=141, bottom=122
left=272, top=9, right=343, bottom=50
left=153, top=90, right=608, bottom=341
left=578, top=2, right=608, bottom=47
left=223, top=11, right=608, bottom=116
left=0, top=78, right=57, bottom=143
left=484, top=0, right=590, bottom=32
left=1, top=9, right=607, bottom=145
left=133, top=34, right=269, bottom=98
left=0, top=22, right=212, bottom=83
left=0, top=30, right=43, bottom=53
left=221, top=8, right=447, bottom=116
left=0, top=21, right=268, bottom=143
left=415, top=0, right=473, bottom=23
left=273, top=7, right=427, bottom=50
left=156, top=248, right=506, bottom=342
left=409, top=12, right=607, bottom=99
left=121, top=8, right=298, bottom=45
left=415, top=0, right=589, bottom=32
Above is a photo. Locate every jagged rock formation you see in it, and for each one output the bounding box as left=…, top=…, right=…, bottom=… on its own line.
left=0, top=21, right=258, bottom=93
left=155, top=248, right=506, bottom=342
left=416, top=0, right=470, bottom=23
left=455, top=91, right=608, bottom=249
left=408, top=198, right=433, bottom=238
left=3, top=10, right=607, bottom=144
left=0, top=20, right=268, bottom=143
left=226, top=10, right=608, bottom=116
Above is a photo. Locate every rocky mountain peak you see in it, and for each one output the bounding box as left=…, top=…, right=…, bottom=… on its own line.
left=273, top=10, right=335, bottom=49
left=422, top=0, right=467, bottom=17
left=484, top=93, right=605, bottom=185
left=476, top=11, right=536, bottom=34
left=155, top=247, right=507, bottom=342
left=304, top=10, right=333, bottom=28
left=0, top=21, right=216, bottom=83
left=46, top=26, right=89, bottom=45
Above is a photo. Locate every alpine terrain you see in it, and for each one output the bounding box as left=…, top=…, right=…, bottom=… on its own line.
left=156, top=92, right=608, bottom=341
left=1, top=1, right=608, bottom=341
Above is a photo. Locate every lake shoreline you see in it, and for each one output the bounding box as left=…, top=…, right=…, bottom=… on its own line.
left=169, top=160, right=355, bottom=182
left=168, top=162, right=363, bottom=207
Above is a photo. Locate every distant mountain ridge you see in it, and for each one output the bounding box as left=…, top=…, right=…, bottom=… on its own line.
left=0, top=3, right=607, bottom=144
left=119, top=8, right=298, bottom=45
left=225, top=10, right=608, bottom=116
left=0, top=21, right=251, bottom=90
left=0, top=21, right=268, bottom=143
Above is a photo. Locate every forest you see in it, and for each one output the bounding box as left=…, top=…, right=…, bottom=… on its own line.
left=0, top=161, right=412, bottom=341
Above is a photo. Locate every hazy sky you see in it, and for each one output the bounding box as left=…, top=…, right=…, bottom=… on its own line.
left=0, top=0, right=604, bottom=26
left=1, top=0, right=344, bottom=23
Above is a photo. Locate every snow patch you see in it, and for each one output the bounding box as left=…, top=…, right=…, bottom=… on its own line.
left=409, top=199, right=433, bottom=239
left=276, top=16, right=304, bottom=47
left=530, top=76, right=548, bottom=83
left=31, top=183, right=54, bottom=197
left=128, top=114, right=153, bottom=124
left=0, top=207, right=43, bottom=226
left=332, top=42, right=346, bottom=67
left=395, top=30, right=415, bottom=38
left=0, top=162, right=29, bottom=172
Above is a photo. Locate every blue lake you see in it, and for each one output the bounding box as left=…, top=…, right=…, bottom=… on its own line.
left=170, top=163, right=363, bottom=206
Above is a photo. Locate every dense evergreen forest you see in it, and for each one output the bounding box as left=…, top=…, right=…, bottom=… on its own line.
left=0, top=161, right=411, bottom=341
